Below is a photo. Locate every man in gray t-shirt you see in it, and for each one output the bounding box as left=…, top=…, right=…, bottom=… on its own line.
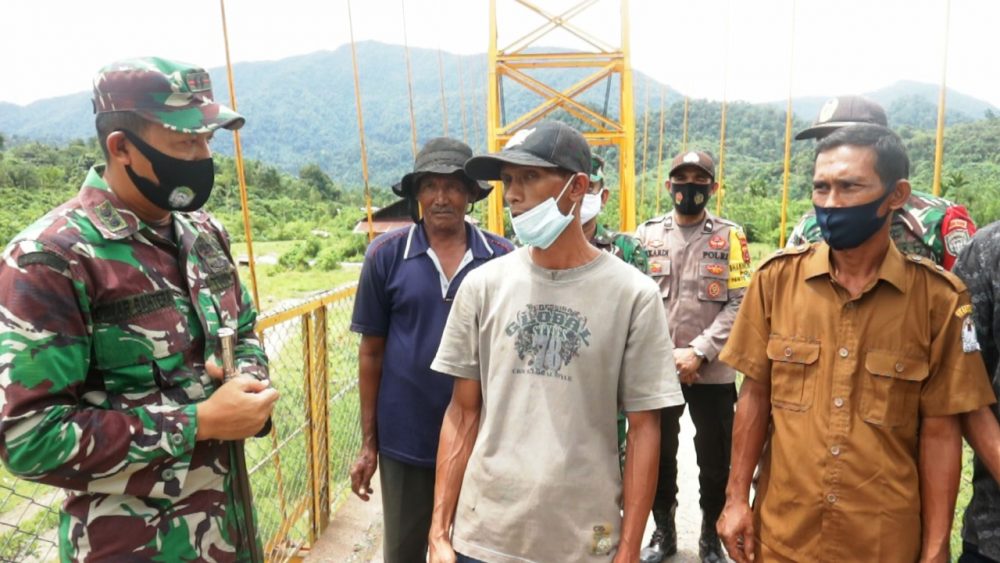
left=428, top=121, right=683, bottom=563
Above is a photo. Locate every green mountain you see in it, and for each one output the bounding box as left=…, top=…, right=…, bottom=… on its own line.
left=2, top=42, right=995, bottom=190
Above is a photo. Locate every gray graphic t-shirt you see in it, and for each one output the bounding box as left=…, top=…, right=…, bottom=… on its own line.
left=432, top=247, right=683, bottom=563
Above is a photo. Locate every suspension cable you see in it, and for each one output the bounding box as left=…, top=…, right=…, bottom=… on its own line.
left=654, top=85, right=667, bottom=217
left=638, top=76, right=651, bottom=213
left=682, top=96, right=690, bottom=152
left=437, top=49, right=449, bottom=136
left=715, top=0, right=731, bottom=216
left=218, top=0, right=260, bottom=310
left=931, top=0, right=952, bottom=197
left=779, top=0, right=797, bottom=248
left=347, top=0, right=375, bottom=242
left=400, top=0, right=418, bottom=159
left=457, top=55, right=470, bottom=144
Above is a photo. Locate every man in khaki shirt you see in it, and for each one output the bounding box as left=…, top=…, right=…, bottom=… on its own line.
left=635, top=151, right=752, bottom=563
left=717, top=124, right=995, bottom=562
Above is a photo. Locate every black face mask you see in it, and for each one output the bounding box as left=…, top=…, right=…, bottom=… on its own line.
left=121, top=129, right=215, bottom=212
left=670, top=182, right=712, bottom=215
left=814, top=190, right=893, bottom=250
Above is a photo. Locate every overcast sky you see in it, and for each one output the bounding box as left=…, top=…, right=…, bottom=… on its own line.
left=1, top=0, right=997, bottom=109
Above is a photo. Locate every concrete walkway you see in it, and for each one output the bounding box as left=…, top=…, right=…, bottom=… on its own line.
left=306, top=410, right=728, bottom=562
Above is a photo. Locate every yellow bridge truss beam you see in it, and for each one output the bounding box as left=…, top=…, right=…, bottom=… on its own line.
left=487, top=0, right=636, bottom=234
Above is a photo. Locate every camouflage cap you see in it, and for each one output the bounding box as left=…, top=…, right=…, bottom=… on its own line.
left=590, top=154, right=605, bottom=183
left=93, top=57, right=244, bottom=133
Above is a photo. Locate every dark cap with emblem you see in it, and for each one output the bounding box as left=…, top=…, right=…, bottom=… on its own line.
left=668, top=150, right=716, bottom=180
left=794, top=96, right=888, bottom=140
left=92, top=56, right=244, bottom=134
left=394, top=137, right=491, bottom=202
left=464, top=121, right=592, bottom=181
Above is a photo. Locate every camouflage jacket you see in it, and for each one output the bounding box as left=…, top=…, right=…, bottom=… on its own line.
left=0, top=167, right=268, bottom=562
left=591, top=223, right=649, bottom=273
left=953, top=222, right=1000, bottom=561
left=786, top=190, right=976, bottom=269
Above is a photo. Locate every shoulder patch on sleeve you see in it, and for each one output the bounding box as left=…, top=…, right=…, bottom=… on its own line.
left=17, top=251, right=69, bottom=272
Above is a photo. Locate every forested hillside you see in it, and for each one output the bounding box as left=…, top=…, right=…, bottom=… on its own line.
left=1, top=42, right=995, bottom=189
left=2, top=43, right=998, bottom=251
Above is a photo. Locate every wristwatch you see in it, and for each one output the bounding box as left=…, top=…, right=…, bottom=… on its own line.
left=692, top=347, right=707, bottom=362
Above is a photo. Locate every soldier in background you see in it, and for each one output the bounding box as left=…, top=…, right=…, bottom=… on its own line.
left=583, top=153, right=649, bottom=470
left=635, top=151, right=752, bottom=563
left=787, top=95, right=976, bottom=270
left=0, top=57, right=277, bottom=560
left=583, top=154, right=649, bottom=273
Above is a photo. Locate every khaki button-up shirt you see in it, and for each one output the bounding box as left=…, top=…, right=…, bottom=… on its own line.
left=720, top=241, right=995, bottom=562
left=636, top=211, right=752, bottom=384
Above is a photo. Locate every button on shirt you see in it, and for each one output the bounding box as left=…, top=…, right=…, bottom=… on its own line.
left=720, top=241, right=994, bottom=562
left=350, top=222, right=513, bottom=467
left=636, top=211, right=752, bottom=384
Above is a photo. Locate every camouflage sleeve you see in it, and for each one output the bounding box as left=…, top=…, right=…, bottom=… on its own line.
left=786, top=214, right=813, bottom=248
left=614, top=234, right=650, bottom=274
left=0, top=241, right=198, bottom=498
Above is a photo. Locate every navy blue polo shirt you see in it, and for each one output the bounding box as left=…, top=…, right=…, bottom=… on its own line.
left=350, top=221, right=513, bottom=467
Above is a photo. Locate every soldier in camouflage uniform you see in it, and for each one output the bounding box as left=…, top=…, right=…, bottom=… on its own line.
left=581, top=154, right=649, bottom=470
left=0, top=57, right=278, bottom=562
left=787, top=95, right=976, bottom=269
left=582, top=155, right=649, bottom=272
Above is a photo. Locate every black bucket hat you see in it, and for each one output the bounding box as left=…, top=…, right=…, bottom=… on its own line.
left=395, top=137, right=492, bottom=202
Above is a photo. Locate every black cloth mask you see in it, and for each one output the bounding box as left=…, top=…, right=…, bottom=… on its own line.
left=670, top=182, right=712, bottom=215
left=121, top=129, right=215, bottom=212
left=814, top=190, right=893, bottom=250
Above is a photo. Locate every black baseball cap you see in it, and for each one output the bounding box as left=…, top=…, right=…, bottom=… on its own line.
left=464, top=121, right=592, bottom=181
left=395, top=137, right=491, bottom=202
left=795, top=96, right=888, bottom=140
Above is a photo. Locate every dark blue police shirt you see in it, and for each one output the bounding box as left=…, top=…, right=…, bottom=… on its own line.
left=350, top=221, right=513, bottom=467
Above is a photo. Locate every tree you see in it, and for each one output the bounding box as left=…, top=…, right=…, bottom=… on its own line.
left=299, top=163, right=341, bottom=200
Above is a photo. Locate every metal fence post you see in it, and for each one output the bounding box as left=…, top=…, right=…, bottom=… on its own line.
left=305, top=307, right=331, bottom=543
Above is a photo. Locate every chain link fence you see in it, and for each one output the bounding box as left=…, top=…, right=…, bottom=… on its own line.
left=0, top=283, right=361, bottom=562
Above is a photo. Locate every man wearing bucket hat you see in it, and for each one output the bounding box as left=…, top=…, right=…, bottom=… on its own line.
left=634, top=150, right=751, bottom=563
left=0, top=57, right=276, bottom=560
left=349, top=137, right=512, bottom=562
left=428, top=121, right=682, bottom=562
left=787, top=95, right=976, bottom=271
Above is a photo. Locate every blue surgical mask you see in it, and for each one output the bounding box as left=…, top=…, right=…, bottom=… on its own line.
left=814, top=190, right=892, bottom=250
left=509, top=174, right=579, bottom=249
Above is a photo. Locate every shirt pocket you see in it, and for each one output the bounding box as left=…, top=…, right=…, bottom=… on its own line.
left=861, top=350, right=929, bottom=427
left=698, top=259, right=728, bottom=302
left=649, top=258, right=671, bottom=299
left=766, top=336, right=820, bottom=411
left=92, top=290, right=191, bottom=392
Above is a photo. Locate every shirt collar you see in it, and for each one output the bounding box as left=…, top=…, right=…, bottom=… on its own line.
left=804, top=240, right=908, bottom=293
left=79, top=166, right=144, bottom=240
left=404, top=221, right=495, bottom=260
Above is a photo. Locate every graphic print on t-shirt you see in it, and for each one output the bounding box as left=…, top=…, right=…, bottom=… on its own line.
left=504, top=304, right=591, bottom=380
